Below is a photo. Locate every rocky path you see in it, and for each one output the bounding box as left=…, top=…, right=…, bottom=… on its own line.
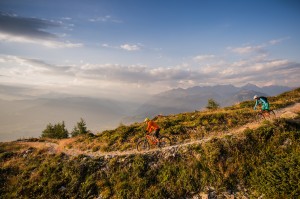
left=19, top=103, right=300, bottom=158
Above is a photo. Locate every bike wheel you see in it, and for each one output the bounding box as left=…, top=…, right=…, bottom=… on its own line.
left=255, top=112, right=264, bottom=123
left=268, top=110, right=276, bottom=120
left=158, top=136, right=171, bottom=148
left=136, top=139, right=150, bottom=151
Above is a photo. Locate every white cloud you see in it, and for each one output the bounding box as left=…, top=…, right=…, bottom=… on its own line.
left=120, top=44, right=141, bottom=51
left=101, top=43, right=117, bottom=49
left=193, top=54, right=215, bottom=62
left=268, top=37, right=289, bottom=45
left=0, top=32, right=83, bottom=48
left=2, top=52, right=298, bottom=90
left=89, top=15, right=112, bottom=22
left=229, top=45, right=265, bottom=54
left=61, top=17, right=72, bottom=20
left=228, top=37, right=288, bottom=55
left=89, top=15, right=122, bottom=23
left=1, top=36, right=299, bottom=99
left=101, top=43, right=142, bottom=51
left=231, top=60, right=248, bottom=67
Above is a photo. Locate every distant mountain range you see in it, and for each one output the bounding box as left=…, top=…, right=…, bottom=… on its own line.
left=132, top=84, right=293, bottom=120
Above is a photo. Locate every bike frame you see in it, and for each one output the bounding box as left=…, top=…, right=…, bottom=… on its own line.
left=256, top=109, right=276, bottom=122
left=136, top=134, right=171, bottom=151
left=261, top=109, right=271, bottom=115
left=145, top=134, right=159, bottom=145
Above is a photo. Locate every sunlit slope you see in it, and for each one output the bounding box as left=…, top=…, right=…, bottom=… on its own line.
left=69, top=87, right=300, bottom=152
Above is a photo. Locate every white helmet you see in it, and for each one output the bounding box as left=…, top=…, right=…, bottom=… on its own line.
left=253, top=95, right=258, bottom=99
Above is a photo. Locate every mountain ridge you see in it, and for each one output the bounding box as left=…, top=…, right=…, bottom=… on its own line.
left=134, top=84, right=292, bottom=119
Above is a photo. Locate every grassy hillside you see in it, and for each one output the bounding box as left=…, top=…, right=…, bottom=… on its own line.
left=69, top=87, right=300, bottom=153
left=1, top=88, right=300, bottom=198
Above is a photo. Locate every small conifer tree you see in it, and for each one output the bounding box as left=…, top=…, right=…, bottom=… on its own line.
left=71, top=118, right=88, bottom=137
left=206, top=98, right=220, bottom=110
left=41, top=121, right=69, bottom=139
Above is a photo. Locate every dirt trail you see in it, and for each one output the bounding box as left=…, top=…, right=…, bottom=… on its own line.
left=19, top=103, right=300, bottom=158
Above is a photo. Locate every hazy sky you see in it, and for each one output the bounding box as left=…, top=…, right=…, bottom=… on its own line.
left=1, top=0, right=300, bottom=101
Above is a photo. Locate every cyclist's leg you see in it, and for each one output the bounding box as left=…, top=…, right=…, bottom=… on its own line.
left=262, top=103, right=270, bottom=115
left=155, top=128, right=161, bottom=138
left=260, top=108, right=265, bottom=116
left=150, top=130, right=159, bottom=143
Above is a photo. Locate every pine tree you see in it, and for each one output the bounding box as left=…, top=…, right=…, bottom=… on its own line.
left=41, top=121, right=69, bottom=139
left=71, top=118, right=88, bottom=137
left=206, top=98, right=220, bottom=110
left=41, top=123, right=55, bottom=138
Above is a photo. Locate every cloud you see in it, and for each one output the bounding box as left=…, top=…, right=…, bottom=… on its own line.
left=61, top=17, right=72, bottom=20
left=79, top=64, right=149, bottom=82
left=0, top=12, right=82, bottom=48
left=102, top=43, right=142, bottom=51
left=89, top=15, right=122, bottom=23
left=268, top=37, right=289, bottom=45
left=101, top=43, right=118, bottom=49
left=0, top=54, right=201, bottom=88
left=229, top=44, right=265, bottom=55
left=0, top=84, right=37, bottom=99
left=0, top=55, right=74, bottom=78
left=1, top=36, right=299, bottom=98
left=0, top=32, right=83, bottom=48
left=189, top=37, right=299, bottom=87
left=120, top=44, right=141, bottom=51
left=0, top=12, right=59, bottom=39
left=228, top=38, right=288, bottom=55
left=23, top=58, right=73, bottom=74
left=2, top=52, right=299, bottom=90
left=216, top=57, right=300, bottom=87
left=193, top=54, right=215, bottom=62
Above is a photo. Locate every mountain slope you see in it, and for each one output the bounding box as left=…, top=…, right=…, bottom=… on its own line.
left=18, top=102, right=300, bottom=158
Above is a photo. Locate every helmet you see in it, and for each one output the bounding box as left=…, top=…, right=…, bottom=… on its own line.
left=144, top=118, right=150, bottom=122
left=253, top=95, right=258, bottom=99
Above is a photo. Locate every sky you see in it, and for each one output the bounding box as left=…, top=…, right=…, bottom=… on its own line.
left=0, top=0, right=300, bottom=101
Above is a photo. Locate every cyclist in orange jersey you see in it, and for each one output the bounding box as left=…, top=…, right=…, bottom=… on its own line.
left=144, top=118, right=160, bottom=138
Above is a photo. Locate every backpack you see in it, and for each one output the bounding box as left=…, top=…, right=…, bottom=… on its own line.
left=259, top=96, right=268, bottom=102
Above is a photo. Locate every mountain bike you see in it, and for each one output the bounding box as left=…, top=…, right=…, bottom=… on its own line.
left=136, top=133, right=171, bottom=151
left=255, top=109, right=276, bottom=122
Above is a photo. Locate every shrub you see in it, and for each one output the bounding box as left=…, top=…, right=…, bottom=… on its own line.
left=41, top=121, right=69, bottom=139
left=250, top=153, right=300, bottom=198
left=71, top=118, right=89, bottom=137
left=206, top=98, right=220, bottom=110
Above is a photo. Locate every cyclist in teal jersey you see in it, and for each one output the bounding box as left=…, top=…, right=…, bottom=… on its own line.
left=253, top=95, right=270, bottom=111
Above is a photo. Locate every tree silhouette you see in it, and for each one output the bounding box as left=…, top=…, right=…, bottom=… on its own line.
left=71, top=118, right=88, bottom=137
left=206, top=98, right=220, bottom=110
left=41, top=121, right=69, bottom=139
